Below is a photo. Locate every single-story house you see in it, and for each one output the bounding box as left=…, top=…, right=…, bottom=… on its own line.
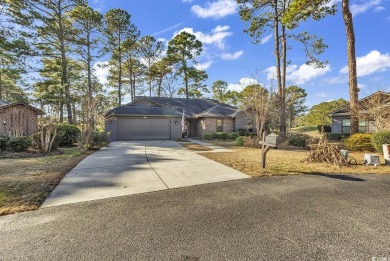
left=104, top=97, right=253, bottom=141
left=0, top=99, right=46, bottom=137
left=329, top=91, right=390, bottom=134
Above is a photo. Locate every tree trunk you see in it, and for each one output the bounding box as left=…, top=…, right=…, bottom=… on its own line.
left=342, top=0, right=359, bottom=134
left=280, top=25, right=287, bottom=136
left=118, top=34, right=122, bottom=106
left=57, top=3, right=73, bottom=124
left=273, top=0, right=284, bottom=135
left=157, top=75, right=163, bottom=97
left=86, top=30, right=95, bottom=133
left=59, top=102, right=64, bottom=123
left=0, top=57, right=3, bottom=100
left=182, top=54, right=189, bottom=99
left=148, top=59, right=152, bottom=97
left=72, top=102, right=77, bottom=123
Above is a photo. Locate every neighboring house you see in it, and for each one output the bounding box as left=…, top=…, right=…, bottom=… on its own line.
left=0, top=99, right=46, bottom=137
left=104, top=97, right=253, bottom=141
left=329, top=91, right=390, bottom=134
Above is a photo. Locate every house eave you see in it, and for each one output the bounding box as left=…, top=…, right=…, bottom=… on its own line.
left=108, top=114, right=180, bottom=118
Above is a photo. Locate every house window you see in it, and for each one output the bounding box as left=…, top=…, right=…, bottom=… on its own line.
left=216, top=119, right=223, bottom=132
left=342, top=118, right=350, bottom=134
left=359, top=120, right=366, bottom=133
left=248, top=120, right=253, bottom=132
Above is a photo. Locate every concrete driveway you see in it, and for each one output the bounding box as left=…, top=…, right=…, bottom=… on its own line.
left=42, top=140, right=249, bottom=208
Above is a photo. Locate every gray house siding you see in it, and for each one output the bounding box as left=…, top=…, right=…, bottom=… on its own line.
left=105, top=117, right=118, bottom=142
left=170, top=117, right=181, bottom=140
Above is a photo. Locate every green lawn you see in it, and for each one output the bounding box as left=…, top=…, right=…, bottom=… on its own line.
left=290, top=125, right=318, bottom=133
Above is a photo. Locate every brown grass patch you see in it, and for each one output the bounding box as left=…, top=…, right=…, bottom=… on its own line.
left=181, top=143, right=213, bottom=151
left=0, top=147, right=91, bottom=215
left=200, top=146, right=390, bottom=177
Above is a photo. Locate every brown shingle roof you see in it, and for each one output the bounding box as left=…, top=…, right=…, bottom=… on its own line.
left=0, top=101, right=45, bottom=115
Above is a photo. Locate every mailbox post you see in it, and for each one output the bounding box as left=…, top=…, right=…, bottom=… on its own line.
left=259, top=133, right=280, bottom=169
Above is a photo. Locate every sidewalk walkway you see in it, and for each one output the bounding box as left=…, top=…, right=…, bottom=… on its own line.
left=186, top=138, right=233, bottom=153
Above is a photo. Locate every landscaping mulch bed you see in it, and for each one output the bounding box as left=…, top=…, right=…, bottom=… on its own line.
left=180, top=142, right=213, bottom=151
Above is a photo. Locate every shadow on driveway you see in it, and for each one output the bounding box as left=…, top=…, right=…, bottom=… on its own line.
left=304, top=172, right=366, bottom=182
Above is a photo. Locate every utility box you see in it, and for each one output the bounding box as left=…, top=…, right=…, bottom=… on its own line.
left=340, top=149, right=349, bottom=159
left=364, top=154, right=380, bottom=166
left=265, top=133, right=281, bottom=148
left=383, top=144, right=390, bottom=165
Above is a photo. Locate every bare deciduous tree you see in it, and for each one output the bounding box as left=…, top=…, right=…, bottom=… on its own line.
left=351, top=91, right=390, bottom=132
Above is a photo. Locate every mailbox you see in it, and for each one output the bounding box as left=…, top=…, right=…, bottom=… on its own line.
left=265, top=133, right=281, bottom=148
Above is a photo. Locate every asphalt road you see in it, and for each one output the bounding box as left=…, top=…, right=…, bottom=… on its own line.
left=1, top=174, right=390, bottom=260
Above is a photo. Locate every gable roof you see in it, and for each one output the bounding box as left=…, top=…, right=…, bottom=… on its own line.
left=0, top=101, right=45, bottom=115
left=143, top=97, right=238, bottom=118
left=105, top=97, right=240, bottom=118
left=329, top=91, right=390, bottom=116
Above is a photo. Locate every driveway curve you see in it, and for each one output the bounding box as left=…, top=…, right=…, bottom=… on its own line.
left=42, top=140, right=249, bottom=208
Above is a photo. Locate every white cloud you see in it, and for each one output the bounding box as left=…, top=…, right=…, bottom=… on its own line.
left=227, top=78, right=260, bottom=92
left=325, top=76, right=347, bottom=84
left=177, top=25, right=233, bottom=49
left=91, top=0, right=105, bottom=11
left=265, top=64, right=331, bottom=84
left=315, top=92, right=328, bottom=98
left=260, top=34, right=272, bottom=44
left=340, top=50, right=390, bottom=77
left=373, top=6, right=385, bottom=12
left=350, top=0, right=381, bottom=16
left=93, top=61, right=109, bottom=85
left=221, top=50, right=243, bottom=60
left=325, top=0, right=341, bottom=7
left=195, top=61, right=213, bottom=70
left=358, top=83, right=367, bottom=89
left=289, top=64, right=331, bottom=84
left=153, top=22, right=184, bottom=36
left=191, top=0, right=238, bottom=19
left=157, top=37, right=166, bottom=43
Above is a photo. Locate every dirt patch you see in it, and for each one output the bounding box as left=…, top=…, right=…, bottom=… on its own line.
left=0, top=147, right=91, bottom=215
left=181, top=143, right=213, bottom=151
left=0, top=149, right=64, bottom=159
left=200, top=145, right=390, bottom=177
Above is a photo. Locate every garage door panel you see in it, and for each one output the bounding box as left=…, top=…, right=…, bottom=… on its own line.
left=118, top=118, right=171, bottom=140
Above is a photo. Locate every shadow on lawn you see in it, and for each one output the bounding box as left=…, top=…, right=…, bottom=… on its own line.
left=304, top=172, right=366, bottom=182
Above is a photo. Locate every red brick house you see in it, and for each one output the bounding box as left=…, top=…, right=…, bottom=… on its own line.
left=0, top=99, right=45, bottom=137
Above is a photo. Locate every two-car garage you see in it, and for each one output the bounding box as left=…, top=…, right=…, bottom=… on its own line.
left=117, top=118, right=172, bottom=140
left=104, top=98, right=183, bottom=142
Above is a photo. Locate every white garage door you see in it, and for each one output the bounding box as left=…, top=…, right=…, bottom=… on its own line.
left=117, top=118, right=171, bottom=140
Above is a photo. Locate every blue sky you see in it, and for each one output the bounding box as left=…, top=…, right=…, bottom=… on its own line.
left=90, top=0, right=390, bottom=106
